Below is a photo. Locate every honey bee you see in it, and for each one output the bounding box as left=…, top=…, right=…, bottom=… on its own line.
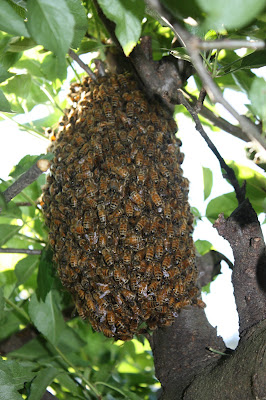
left=99, top=176, right=108, bottom=194
left=153, top=263, right=162, bottom=280
left=101, top=327, right=114, bottom=338
left=130, top=191, right=144, bottom=207
left=97, top=204, right=106, bottom=224
left=167, top=222, right=174, bottom=238
left=85, top=181, right=97, bottom=198
left=114, top=265, right=128, bottom=284
left=146, top=245, right=154, bottom=262
left=126, top=102, right=134, bottom=117
left=112, top=95, right=120, bottom=107
left=123, top=251, right=131, bottom=265
left=160, top=164, right=170, bottom=178
left=155, top=239, right=164, bottom=259
left=86, top=297, right=96, bottom=312
left=136, top=169, right=146, bottom=185
left=149, top=168, right=159, bottom=184
left=102, top=248, right=113, bottom=266
left=162, top=254, right=172, bottom=270
left=135, top=215, right=148, bottom=232
left=110, top=195, right=120, bottom=210
left=150, top=190, right=162, bottom=207
left=173, top=279, right=185, bottom=296
left=98, top=230, right=107, bottom=247
left=107, top=310, right=116, bottom=325
left=126, top=234, right=141, bottom=248
left=137, top=282, right=147, bottom=297
left=109, top=129, right=118, bottom=144
left=164, top=203, right=171, bottom=220
left=135, top=151, right=144, bottom=166
left=119, top=218, right=128, bottom=239
left=115, top=166, right=129, bottom=179
left=121, top=288, right=135, bottom=301
left=70, top=254, right=78, bottom=268
left=130, top=275, right=138, bottom=291
left=127, top=128, right=138, bottom=143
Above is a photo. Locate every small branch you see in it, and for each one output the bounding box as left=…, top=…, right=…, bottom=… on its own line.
left=1, top=159, right=50, bottom=205
left=194, top=38, right=266, bottom=51
left=68, top=49, right=97, bottom=81
left=176, top=89, right=245, bottom=204
left=15, top=202, right=33, bottom=207
left=0, top=248, right=42, bottom=255
left=194, top=87, right=207, bottom=113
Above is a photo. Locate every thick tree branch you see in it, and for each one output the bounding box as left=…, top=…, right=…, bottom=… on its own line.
left=68, top=49, right=97, bottom=81
left=214, top=199, right=266, bottom=336
left=1, top=160, right=50, bottom=205
left=176, top=89, right=246, bottom=204
left=149, top=307, right=226, bottom=400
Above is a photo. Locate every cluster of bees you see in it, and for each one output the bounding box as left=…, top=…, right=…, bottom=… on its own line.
left=42, top=72, right=199, bottom=340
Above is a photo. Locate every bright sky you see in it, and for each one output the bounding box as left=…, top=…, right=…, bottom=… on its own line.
left=1, top=60, right=265, bottom=350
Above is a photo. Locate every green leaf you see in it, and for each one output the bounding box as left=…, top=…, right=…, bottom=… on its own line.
left=28, top=367, right=59, bottom=400
left=0, top=358, right=35, bottom=400
left=15, top=255, right=40, bottom=287
left=0, top=68, right=14, bottom=83
left=41, top=52, right=67, bottom=82
left=56, top=372, right=82, bottom=396
left=195, top=239, right=213, bottom=255
left=249, top=77, right=266, bottom=123
left=0, top=89, right=12, bottom=112
left=240, top=50, right=266, bottom=70
left=202, top=167, right=213, bottom=200
left=0, top=224, right=21, bottom=246
left=37, top=247, right=55, bottom=301
left=58, top=325, right=86, bottom=353
left=0, top=200, right=22, bottom=219
left=196, top=0, right=266, bottom=31
left=206, top=192, right=238, bottom=223
left=0, top=0, right=29, bottom=37
left=65, top=0, right=88, bottom=49
left=97, top=0, right=145, bottom=56
left=28, top=290, right=66, bottom=345
left=27, top=0, right=75, bottom=58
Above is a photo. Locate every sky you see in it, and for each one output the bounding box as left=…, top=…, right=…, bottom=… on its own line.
left=1, top=59, right=265, bottom=350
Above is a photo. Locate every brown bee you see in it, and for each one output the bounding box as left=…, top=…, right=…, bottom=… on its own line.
left=107, top=310, right=116, bottom=325
left=121, top=288, right=135, bottom=301
left=86, top=296, right=96, bottom=312
left=135, top=151, right=144, bottom=166
left=167, top=222, right=174, bottom=238
left=70, top=254, right=78, bottom=268
left=164, top=203, right=171, bottom=220
left=153, top=263, right=162, bottom=280
left=112, top=95, right=120, bottom=107
left=116, top=166, right=129, bottom=179
left=126, top=102, right=134, bottom=117
left=136, top=169, right=146, bottom=185
left=150, top=190, right=162, bottom=208
left=85, top=181, right=97, bottom=198
left=127, top=128, right=138, bottom=143
left=101, top=327, right=114, bottom=338
left=102, top=248, right=113, bottom=266
left=160, top=164, right=170, bottom=178
left=146, top=245, right=154, bottom=262
left=110, top=195, right=120, bottom=210
left=97, top=204, right=106, bottom=224
left=123, top=251, right=131, bottom=265
left=135, top=215, right=148, bottom=232
left=137, top=282, right=147, bottom=297
left=130, top=191, right=144, bottom=207
left=119, top=218, right=128, bottom=239
left=155, top=239, right=164, bottom=259
left=126, top=234, right=141, bottom=248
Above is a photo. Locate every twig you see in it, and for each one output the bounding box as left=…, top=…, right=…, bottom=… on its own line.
left=0, top=248, right=42, bottom=255
left=15, top=202, right=32, bottom=207
left=194, top=88, right=207, bottom=113
left=195, top=39, right=266, bottom=51
left=177, top=89, right=245, bottom=204
left=68, top=49, right=97, bottom=81
left=1, top=159, right=50, bottom=205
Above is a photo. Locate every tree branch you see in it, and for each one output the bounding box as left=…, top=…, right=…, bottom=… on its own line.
left=145, top=0, right=266, bottom=153
left=0, top=248, right=42, bottom=255
left=68, top=49, right=97, bottom=81
left=1, top=159, right=50, bottom=205
left=176, top=89, right=246, bottom=204
left=192, top=38, right=266, bottom=51
left=214, top=199, right=266, bottom=336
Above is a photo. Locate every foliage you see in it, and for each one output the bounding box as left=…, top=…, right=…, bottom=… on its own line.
left=0, top=0, right=265, bottom=399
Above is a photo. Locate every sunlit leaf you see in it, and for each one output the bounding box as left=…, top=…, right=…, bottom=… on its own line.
left=28, top=290, right=66, bottom=345
left=65, top=0, right=88, bottom=49
left=196, top=0, right=266, bottom=31
left=0, top=89, right=12, bottom=112
left=9, top=154, right=44, bottom=179
left=202, top=167, right=213, bottom=200
left=97, top=0, right=145, bottom=56
left=0, top=224, right=21, bottom=246
left=15, top=255, right=40, bottom=287
left=27, top=0, right=75, bottom=58
left=0, top=0, right=29, bottom=37
left=249, top=77, right=266, bottom=124
left=206, top=192, right=238, bottom=223
left=41, top=52, right=67, bottom=82
left=195, top=239, right=213, bottom=255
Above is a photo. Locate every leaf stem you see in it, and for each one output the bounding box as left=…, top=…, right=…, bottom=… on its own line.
left=0, top=113, right=48, bottom=142
left=54, top=346, right=101, bottom=399
left=4, top=296, right=31, bottom=322
left=95, top=381, right=128, bottom=397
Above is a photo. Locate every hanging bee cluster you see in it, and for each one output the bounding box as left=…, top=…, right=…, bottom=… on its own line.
left=42, top=72, right=198, bottom=340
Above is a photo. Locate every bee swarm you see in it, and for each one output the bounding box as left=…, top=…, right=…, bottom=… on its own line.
left=42, top=73, right=198, bottom=340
